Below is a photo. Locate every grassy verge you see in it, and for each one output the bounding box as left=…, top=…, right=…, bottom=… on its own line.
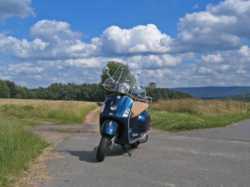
left=151, top=99, right=250, bottom=131
left=0, top=116, right=48, bottom=187
left=0, top=99, right=97, bottom=187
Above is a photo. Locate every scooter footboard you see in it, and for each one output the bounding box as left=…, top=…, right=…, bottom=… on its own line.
left=101, top=120, right=118, bottom=138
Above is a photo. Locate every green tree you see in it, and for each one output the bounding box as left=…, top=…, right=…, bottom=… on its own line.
left=0, top=80, right=10, bottom=98
left=5, top=80, right=17, bottom=97
left=0, top=78, right=192, bottom=101
left=15, top=86, right=29, bottom=99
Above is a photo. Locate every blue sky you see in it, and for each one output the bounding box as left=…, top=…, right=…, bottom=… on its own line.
left=1, top=0, right=220, bottom=38
left=0, top=0, right=249, bottom=88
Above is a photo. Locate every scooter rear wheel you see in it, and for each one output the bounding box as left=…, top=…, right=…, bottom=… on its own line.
left=96, top=137, right=110, bottom=162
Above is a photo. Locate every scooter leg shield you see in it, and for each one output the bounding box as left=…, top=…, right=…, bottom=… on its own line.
left=101, top=120, right=118, bottom=138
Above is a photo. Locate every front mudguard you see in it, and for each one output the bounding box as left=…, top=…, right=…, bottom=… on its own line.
left=101, top=120, right=118, bottom=138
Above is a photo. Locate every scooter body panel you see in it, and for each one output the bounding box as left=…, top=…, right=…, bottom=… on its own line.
left=101, top=95, right=133, bottom=118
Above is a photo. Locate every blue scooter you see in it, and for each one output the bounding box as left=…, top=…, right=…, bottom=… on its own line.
left=96, top=65, right=151, bottom=162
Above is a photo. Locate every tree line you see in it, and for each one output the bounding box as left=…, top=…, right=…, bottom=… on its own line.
left=0, top=79, right=191, bottom=101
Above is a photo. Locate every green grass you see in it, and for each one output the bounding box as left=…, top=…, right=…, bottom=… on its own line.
left=0, top=116, right=48, bottom=187
left=0, top=99, right=97, bottom=187
left=151, top=110, right=250, bottom=131
left=151, top=99, right=250, bottom=131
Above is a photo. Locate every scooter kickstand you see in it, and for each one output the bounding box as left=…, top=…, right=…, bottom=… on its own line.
left=122, top=145, right=132, bottom=157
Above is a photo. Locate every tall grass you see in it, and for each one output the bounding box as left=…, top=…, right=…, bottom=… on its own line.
left=151, top=99, right=250, bottom=131
left=0, top=116, right=47, bottom=186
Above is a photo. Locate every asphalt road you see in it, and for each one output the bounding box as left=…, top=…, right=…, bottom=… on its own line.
left=42, top=120, right=250, bottom=187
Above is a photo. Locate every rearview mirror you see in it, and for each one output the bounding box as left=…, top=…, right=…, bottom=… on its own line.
left=105, top=66, right=112, bottom=79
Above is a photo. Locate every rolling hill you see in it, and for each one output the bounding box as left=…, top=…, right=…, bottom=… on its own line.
left=173, top=87, right=250, bottom=99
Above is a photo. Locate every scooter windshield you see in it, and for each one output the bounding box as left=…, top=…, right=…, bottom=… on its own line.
left=102, top=63, right=150, bottom=101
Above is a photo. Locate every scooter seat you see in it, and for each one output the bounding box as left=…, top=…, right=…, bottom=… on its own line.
left=131, top=101, right=149, bottom=117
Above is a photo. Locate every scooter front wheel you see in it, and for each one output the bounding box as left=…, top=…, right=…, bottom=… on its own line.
left=96, top=137, right=110, bottom=162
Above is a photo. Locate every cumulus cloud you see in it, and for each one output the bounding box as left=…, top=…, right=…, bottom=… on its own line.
left=1, top=60, right=104, bottom=87
left=31, top=20, right=82, bottom=42
left=29, top=20, right=99, bottom=59
left=174, top=0, right=250, bottom=53
left=0, top=20, right=98, bottom=60
left=0, top=33, right=48, bottom=58
left=124, top=54, right=183, bottom=70
left=143, top=45, right=250, bottom=87
left=95, top=24, right=172, bottom=55
left=0, top=21, right=177, bottom=63
left=0, top=0, right=34, bottom=20
left=187, top=46, right=250, bottom=87
left=0, top=21, right=181, bottom=87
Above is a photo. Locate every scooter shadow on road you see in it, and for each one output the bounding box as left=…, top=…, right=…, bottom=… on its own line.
left=65, top=145, right=128, bottom=163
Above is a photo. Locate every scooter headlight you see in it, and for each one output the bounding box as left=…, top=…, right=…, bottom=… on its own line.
left=118, top=83, right=130, bottom=94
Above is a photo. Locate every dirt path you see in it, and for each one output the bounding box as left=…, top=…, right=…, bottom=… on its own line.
left=15, top=108, right=100, bottom=187
left=30, top=108, right=99, bottom=145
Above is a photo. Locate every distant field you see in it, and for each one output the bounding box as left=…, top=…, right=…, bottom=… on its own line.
left=0, top=99, right=97, bottom=187
left=151, top=99, right=250, bottom=131
left=0, top=99, right=97, bottom=124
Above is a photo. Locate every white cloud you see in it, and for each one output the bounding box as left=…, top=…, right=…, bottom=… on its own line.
left=0, top=33, right=48, bottom=58
left=0, top=0, right=34, bottom=20
left=125, top=54, right=182, bottom=70
left=31, top=20, right=81, bottom=42
left=0, top=20, right=98, bottom=60
left=8, top=63, right=44, bottom=74
left=30, top=20, right=98, bottom=59
left=96, top=24, right=172, bottom=55
left=0, top=21, right=177, bottom=66
left=174, top=0, right=250, bottom=53
left=135, top=44, right=250, bottom=87
left=202, top=53, right=223, bottom=63
left=187, top=47, right=250, bottom=87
